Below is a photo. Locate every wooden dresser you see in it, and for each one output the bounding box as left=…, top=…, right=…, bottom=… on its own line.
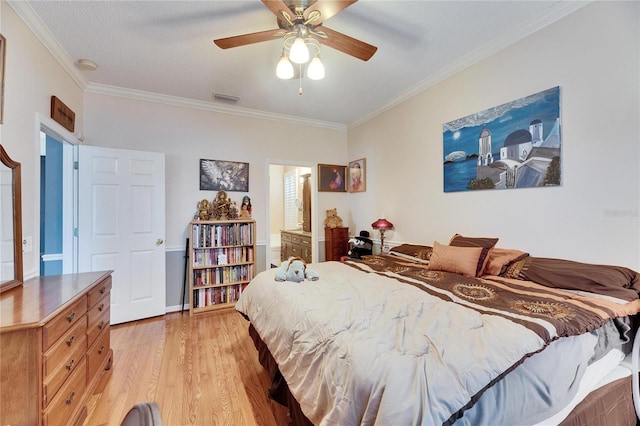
left=0, top=271, right=113, bottom=426
left=281, top=230, right=312, bottom=263
left=325, top=227, right=349, bottom=261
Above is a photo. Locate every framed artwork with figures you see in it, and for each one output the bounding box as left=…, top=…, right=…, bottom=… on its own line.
left=318, top=164, right=347, bottom=192
left=200, top=159, right=249, bottom=192
left=348, top=158, right=366, bottom=192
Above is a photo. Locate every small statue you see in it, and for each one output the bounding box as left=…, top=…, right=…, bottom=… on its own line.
left=228, top=201, right=239, bottom=219
left=239, top=195, right=252, bottom=219
left=211, top=190, right=231, bottom=220
left=197, top=199, right=210, bottom=220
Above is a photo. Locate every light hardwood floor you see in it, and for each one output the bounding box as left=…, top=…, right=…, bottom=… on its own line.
left=83, top=310, right=290, bottom=426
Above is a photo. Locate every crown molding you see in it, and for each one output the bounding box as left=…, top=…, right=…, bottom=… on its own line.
left=347, top=1, right=592, bottom=129
left=85, top=83, right=347, bottom=131
left=8, top=0, right=89, bottom=91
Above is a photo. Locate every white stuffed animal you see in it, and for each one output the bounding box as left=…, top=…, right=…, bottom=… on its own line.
left=275, top=257, right=319, bottom=282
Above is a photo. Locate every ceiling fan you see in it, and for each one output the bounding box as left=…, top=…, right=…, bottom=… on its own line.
left=213, top=0, right=377, bottom=62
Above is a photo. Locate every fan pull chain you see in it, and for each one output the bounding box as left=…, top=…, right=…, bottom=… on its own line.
left=299, top=64, right=303, bottom=95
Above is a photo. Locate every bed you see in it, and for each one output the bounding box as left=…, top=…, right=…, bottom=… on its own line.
left=236, top=237, right=640, bottom=425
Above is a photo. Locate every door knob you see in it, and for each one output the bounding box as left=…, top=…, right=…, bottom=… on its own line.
left=156, top=239, right=164, bottom=245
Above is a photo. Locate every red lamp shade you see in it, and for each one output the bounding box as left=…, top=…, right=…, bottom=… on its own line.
left=371, top=218, right=394, bottom=230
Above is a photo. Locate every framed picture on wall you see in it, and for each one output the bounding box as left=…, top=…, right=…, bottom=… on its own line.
left=200, top=159, right=249, bottom=191
left=318, top=164, right=347, bottom=192
left=348, top=158, right=366, bottom=192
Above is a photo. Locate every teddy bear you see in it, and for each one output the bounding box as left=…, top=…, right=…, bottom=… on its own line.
left=323, top=208, right=344, bottom=228
left=275, top=257, right=319, bottom=282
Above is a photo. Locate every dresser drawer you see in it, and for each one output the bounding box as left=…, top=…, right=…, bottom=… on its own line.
left=87, top=293, right=109, bottom=329
left=280, top=232, right=291, bottom=242
left=290, top=234, right=300, bottom=245
left=43, top=297, right=87, bottom=351
left=299, top=236, right=311, bottom=247
left=87, top=276, right=112, bottom=308
left=87, top=328, right=111, bottom=381
left=43, top=333, right=87, bottom=408
left=87, top=308, right=110, bottom=348
left=43, top=358, right=87, bottom=426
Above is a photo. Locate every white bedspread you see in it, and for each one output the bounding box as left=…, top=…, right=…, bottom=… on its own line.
left=237, top=261, right=565, bottom=425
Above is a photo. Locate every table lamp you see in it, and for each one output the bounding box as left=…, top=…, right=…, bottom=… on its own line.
left=371, top=218, right=394, bottom=252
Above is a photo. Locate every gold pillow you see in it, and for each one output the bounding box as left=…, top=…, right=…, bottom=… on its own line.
left=449, top=234, right=499, bottom=277
left=484, top=248, right=529, bottom=276
left=427, top=241, right=483, bottom=277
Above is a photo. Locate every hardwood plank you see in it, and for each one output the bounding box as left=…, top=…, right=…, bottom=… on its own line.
left=83, top=311, right=290, bottom=425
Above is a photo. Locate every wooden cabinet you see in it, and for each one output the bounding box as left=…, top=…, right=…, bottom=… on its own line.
left=0, top=271, right=113, bottom=426
left=189, top=220, right=256, bottom=315
left=281, top=230, right=312, bottom=263
left=301, top=173, right=311, bottom=232
left=325, top=227, right=349, bottom=261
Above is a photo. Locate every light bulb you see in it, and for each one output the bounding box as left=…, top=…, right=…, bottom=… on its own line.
left=307, top=56, right=325, bottom=80
left=289, top=36, right=310, bottom=64
left=276, top=54, right=294, bottom=79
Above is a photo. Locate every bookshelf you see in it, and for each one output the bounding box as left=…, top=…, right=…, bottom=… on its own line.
left=189, top=219, right=255, bottom=315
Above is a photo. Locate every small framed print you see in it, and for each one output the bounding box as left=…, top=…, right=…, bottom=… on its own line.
left=318, top=164, right=347, bottom=192
left=348, top=158, right=366, bottom=192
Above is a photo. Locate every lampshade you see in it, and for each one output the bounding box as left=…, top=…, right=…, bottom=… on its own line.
left=306, top=56, right=325, bottom=80
left=276, top=53, right=294, bottom=79
left=371, top=218, right=394, bottom=230
left=289, top=32, right=310, bottom=64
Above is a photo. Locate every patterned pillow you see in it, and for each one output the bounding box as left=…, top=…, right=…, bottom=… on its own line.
left=484, top=248, right=529, bottom=276
left=388, top=244, right=433, bottom=264
left=449, top=234, right=499, bottom=277
left=427, top=241, right=483, bottom=278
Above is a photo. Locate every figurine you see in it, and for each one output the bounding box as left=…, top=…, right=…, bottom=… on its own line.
left=241, top=196, right=252, bottom=216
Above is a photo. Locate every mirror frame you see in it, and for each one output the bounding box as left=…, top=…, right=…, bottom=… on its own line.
left=0, top=144, right=23, bottom=293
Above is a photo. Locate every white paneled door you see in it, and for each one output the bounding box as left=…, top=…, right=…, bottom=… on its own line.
left=79, top=146, right=166, bottom=325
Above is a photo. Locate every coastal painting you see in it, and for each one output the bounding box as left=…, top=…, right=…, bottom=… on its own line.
left=443, top=86, right=561, bottom=192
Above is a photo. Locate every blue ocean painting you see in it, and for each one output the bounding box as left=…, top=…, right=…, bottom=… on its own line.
left=443, top=87, right=561, bottom=192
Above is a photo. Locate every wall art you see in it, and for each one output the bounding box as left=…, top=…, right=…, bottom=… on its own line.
left=443, top=86, right=561, bottom=192
left=318, top=164, right=347, bottom=192
left=348, top=158, right=366, bottom=193
left=200, top=159, right=249, bottom=192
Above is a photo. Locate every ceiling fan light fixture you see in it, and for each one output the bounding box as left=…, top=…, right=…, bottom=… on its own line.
left=276, top=53, right=294, bottom=79
left=307, top=56, right=325, bottom=80
left=289, top=30, right=310, bottom=64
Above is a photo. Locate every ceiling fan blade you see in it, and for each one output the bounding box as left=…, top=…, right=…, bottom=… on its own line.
left=304, top=0, right=357, bottom=25
left=262, top=0, right=295, bottom=23
left=214, top=29, right=284, bottom=49
left=313, top=26, right=377, bottom=61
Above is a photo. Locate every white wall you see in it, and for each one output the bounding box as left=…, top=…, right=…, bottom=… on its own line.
left=1, top=1, right=85, bottom=278
left=82, top=93, right=349, bottom=251
left=347, top=1, right=640, bottom=270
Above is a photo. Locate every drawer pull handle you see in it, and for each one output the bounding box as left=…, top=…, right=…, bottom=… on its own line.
left=98, top=320, right=106, bottom=330
left=98, top=302, right=105, bottom=312
left=66, top=391, right=76, bottom=405
left=66, top=335, right=76, bottom=346
left=98, top=345, right=105, bottom=355
left=66, top=312, right=76, bottom=322
left=66, top=358, right=76, bottom=370
left=99, top=286, right=106, bottom=294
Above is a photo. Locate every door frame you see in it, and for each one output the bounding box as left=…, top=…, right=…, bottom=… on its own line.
left=34, top=114, right=81, bottom=279
left=265, top=159, right=318, bottom=266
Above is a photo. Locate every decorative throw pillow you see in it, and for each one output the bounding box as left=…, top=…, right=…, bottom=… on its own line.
left=484, top=248, right=529, bottom=276
left=449, top=234, right=499, bottom=277
left=388, top=244, right=433, bottom=264
left=427, top=241, right=483, bottom=277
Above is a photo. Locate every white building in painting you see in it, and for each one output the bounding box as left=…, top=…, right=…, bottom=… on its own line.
left=477, top=127, right=493, bottom=166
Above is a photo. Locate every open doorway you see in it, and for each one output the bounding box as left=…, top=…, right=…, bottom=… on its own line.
left=267, top=163, right=315, bottom=268
left=39, top=130, right=77, bottom=276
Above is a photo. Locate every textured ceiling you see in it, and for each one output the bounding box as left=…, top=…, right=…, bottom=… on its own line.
left=18, top=1, right=588, bottom=128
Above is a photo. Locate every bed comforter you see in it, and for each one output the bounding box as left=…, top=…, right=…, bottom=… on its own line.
left=235, top=256, right=639, bottom=425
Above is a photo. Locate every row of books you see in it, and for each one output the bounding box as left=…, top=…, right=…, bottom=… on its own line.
left=192, top=223, right=253, bottom=248
left=192, top=284, right=247, bottom=308
left=192, top=246, right=253, bottom=266
left=193, top=264, right=254, bottom=287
